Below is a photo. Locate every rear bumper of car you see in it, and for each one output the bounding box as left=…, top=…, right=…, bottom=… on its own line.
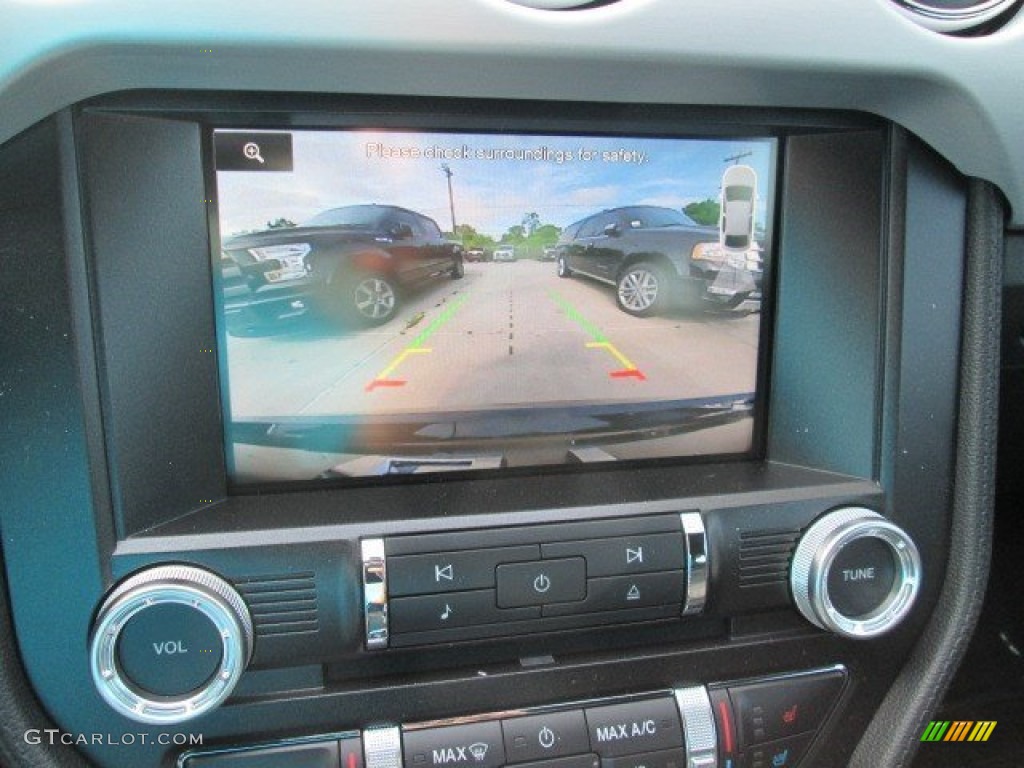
left=223, top=277, right=319, bottom=330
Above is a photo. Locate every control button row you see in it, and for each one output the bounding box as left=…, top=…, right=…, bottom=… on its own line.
left=389, top=571, right=686, bottom=635
left=402, top=697, right=683, bottom=768
left=387, top=534, right=685, bottom=600
left=181, top=670, right=845, bottom=768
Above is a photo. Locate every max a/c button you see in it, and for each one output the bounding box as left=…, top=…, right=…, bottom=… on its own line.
left=584, top=698, right=683, bottom=758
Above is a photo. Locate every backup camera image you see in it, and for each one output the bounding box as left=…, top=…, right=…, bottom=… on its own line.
left=212, top=129, right=775, bottom=482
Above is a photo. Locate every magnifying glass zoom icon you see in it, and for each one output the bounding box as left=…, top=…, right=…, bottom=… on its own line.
left=243, top=142, right=265, bottom=164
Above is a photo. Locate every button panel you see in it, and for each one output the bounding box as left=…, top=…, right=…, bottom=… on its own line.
left=371, top=514, right=695, bottom=648
left=179, top=668, right=846, bottom=768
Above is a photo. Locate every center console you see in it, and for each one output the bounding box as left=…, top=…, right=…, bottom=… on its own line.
left=0, top=92, right=972, bottom=767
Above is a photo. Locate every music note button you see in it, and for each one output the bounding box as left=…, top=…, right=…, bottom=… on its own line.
left=389, top=590, right=541, bottom=635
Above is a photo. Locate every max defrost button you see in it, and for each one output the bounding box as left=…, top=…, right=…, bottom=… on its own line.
left=116, top=603, right=222, bottom=696
left=584, top=698, right=683, bottom=758
left=404, top=722, right=505, bottom=768
left=496, top=559, right=586, bottom=607
left=502, top=710, right=590, bottom=763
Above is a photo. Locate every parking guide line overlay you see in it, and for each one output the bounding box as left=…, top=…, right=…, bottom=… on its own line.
left=548, top=291, right=646, bottom=381
left=366, top=293, right=469, bottom=392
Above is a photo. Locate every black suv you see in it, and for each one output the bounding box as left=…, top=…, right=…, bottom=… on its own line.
left=222, top=204, right=463, bottom=329
left=555, top=205, right=761, bottom=316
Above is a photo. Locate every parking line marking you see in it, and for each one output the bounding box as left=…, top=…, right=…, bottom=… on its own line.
left=366, top=293, right=468, bottom=392
left=549, top=290, right=646, bottom=381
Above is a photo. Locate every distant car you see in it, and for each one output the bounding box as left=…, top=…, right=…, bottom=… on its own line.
left=539, top=246, right=557, bottom=261
left=465, top=248, right=486, bottom=262
left=720, top=165, right=757, bottom=251
left=221, top=204, right=464, bottom=328
left=555, top=205, right=760, bottom=316
left=492, top=246, right=516, bottom=262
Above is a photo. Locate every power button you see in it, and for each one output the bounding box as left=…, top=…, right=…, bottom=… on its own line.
left=496, top=558, right=586, bottom=607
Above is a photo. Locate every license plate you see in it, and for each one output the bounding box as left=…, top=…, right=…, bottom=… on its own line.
left=265, top=268, right=305, bottom=283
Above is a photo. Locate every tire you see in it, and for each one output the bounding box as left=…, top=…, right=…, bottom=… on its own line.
left=348, top=273, right=399, bottom=325
left=557, top=255, right=573, bottom=278
left=450, top=256, right=465, bottom=280
left=616, top=261, right=669, bottom=317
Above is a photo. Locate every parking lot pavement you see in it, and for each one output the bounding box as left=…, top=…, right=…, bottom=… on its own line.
left=223, top=260, right=761, bottom=419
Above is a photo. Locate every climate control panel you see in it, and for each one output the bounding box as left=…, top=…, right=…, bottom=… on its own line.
left=179, top=667, right=846, bottom=768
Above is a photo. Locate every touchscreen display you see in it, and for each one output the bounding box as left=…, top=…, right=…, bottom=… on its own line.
left=212, top=129, right=775, bottom=483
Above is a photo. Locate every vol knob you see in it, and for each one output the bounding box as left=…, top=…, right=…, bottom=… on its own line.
left=790, top=508, right=921, bottom=639
left=89, top=565, right=253, bottom=724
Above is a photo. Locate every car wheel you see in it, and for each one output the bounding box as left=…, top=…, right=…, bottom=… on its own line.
left=451, top=257, right=465, bottom=280
left=350, top=274, right=399, bottom=325
left=616, top=262, right=668, bottom=317
left=557, top=255, right=573, bottom=278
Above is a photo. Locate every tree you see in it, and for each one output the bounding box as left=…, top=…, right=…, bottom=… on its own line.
left=454, top=223, right=496, bottom=250
left=531, top=224, right=561, bottom=246
left=683, top=199, right=720, bottom=227
left=502, top=224, right=526, bottom=244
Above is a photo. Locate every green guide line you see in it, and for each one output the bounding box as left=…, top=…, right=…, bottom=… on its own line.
left=411, top=294, right=469, bottom=348
left=547, top=290, right=607, bottom=343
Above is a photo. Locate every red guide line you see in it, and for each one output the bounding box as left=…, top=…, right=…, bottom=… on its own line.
left=347, top=751, right=358, bottom=768
left=718, top=699, right=735, bottom=754
left=610, top=369, right=646, bottom=380
left=366, top=379, right=407, bottom=392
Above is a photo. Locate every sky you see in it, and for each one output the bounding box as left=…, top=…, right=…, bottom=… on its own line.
left=215, top=129, right=776, bottom=239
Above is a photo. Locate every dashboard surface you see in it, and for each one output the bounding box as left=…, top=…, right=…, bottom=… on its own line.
left=0, top=1, right=1013, bottom=767
left=2, top=0, right=1024, bottom=224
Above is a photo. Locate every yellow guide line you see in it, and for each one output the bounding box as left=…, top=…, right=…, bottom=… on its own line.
left=378, top=347, right=432, bottom=379
left=586, top=341, right=637, bottom=371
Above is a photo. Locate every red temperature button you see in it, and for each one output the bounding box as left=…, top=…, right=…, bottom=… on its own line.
left=728, top=669, right=845, bottom=747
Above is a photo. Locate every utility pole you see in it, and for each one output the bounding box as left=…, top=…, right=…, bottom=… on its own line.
left=440, top=163, right=457, bottom=236
left=724, top=151, right=753, bottom=166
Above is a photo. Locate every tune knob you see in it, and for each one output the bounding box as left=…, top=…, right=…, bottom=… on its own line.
left=790, top=508, right=921, bottom=639
left=89, top=565, right=253, bottom=724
